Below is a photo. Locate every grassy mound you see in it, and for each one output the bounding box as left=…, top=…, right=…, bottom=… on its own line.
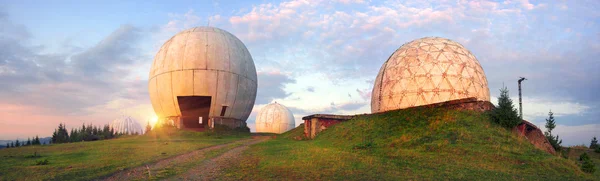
left=224, top=108, right=594, bottom=180
left=279, top=123, right=306, bottom=140
left=0, top=129, right=248, bottom=180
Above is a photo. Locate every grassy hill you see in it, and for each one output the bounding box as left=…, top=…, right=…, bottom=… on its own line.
left=0, top=130, right=249, bottom=180
left=565, top=146, right=600, bottom=178
left=223, top=108, right=597, bottom=180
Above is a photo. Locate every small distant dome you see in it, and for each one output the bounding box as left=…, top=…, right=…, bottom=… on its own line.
left=371, top=37, right=490, bottom=113
left=255, top=102, right=295, bottom=134
left=110, top=116, right=143, bottom=134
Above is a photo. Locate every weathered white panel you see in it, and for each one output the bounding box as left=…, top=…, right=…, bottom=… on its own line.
left=371, top=37, right=490, bottom=113
left=214, top=72, right=230, bottom=116
left=192, top=70, right=212, bottom=96
left=172, top=70, right=194, bottom=96
left=166, top=33, right=188, bottom=71
left=152, top=39, right=171, bottom=77
left=157, top=73, right=177, bottom=116
left=183, top=30, right=208, bottom=70
left=232, top=76, right=250, bottom=117
left=206, top=31, right=230, bottom=71
left=226, top=34, right=245, bottom=77
left=224, top=75, right=238, bottom=117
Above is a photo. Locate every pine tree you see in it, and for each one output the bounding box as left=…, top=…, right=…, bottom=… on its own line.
left=590, top=136, right=599, bottom=149
left=544, top=111, right=562, bottom=151
left=580, top=152, right=596, bottom=173
left=15, top=140, right=20, bottom=147
left=110, top=127, right=115, bottom=138
left=10, top=142, right=14, bottom=148
left=6, top=142, right=9, bottom=148
left=26, top=137, right=31, bottom=146
left=490, top=86, right=521, bottom=128
left=145, top=121, right=152, bottom=135
left=34, top=135, right=39, bottom=145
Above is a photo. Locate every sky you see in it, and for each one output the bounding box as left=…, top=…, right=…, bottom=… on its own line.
left=0, top=0, right=598, bottom=146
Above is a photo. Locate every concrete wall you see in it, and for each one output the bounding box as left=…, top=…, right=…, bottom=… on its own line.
left=514, top=120, right=556, bottom=155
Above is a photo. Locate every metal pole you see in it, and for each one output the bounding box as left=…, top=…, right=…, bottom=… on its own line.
left=518, top=77, right=527, bottom=119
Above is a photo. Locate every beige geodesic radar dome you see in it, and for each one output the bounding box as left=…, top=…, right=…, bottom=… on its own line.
left=371, top=37, right=490, bottom=113
left=149, top=27, right=257, bottom=129
left=255, top=102, right=295, bottom=134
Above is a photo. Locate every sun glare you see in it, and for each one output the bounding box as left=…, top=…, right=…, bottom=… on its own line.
left=150, top=114, right=158, bottom=128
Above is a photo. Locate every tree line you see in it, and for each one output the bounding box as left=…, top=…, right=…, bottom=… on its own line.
left=5, top=135, right=43, bottom=148
left=52, top=123, right=140, bottom=144
left=4, top=123, right=141, bottom=148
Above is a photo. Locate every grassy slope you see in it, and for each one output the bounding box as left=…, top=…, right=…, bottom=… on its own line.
left=566, top=147, right=600, bottom=178
left=224, top=108, right=596, bottom=180
left=0, top=131, right=248, bottom=180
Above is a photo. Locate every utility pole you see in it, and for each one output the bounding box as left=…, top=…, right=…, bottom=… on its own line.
left=518, top=77, right=527, bottom=119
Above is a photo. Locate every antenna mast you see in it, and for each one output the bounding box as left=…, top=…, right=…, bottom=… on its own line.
left=518, top=77, right=527, bottom=119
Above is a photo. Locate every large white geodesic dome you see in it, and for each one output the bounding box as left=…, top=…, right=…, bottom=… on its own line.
left=255, top=102, right=295, bottom=134
left=371, top=37, right=490, bottom=113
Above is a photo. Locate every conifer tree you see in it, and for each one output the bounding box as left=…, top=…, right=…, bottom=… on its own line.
left=26, top=138, right=31, bottom=146
left=544, top=111, right=562, bottom=151
left=590, top=136, right=599, bottom=149
left=33, top=135, right=38, bottom=145
left=145, top=121, right=152, bottom=135
left=15, top=140, right=20, bottom=147
left=10, top=142, right=14, bottom=148
left=6, top=142, right=9, bottom=148
left=490, top=86, right=521, bottom=128
left=110, top=127, right=115, bottom=139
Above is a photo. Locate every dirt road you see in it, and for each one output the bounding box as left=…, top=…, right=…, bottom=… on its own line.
left=100, top=136, right=269, bottom=181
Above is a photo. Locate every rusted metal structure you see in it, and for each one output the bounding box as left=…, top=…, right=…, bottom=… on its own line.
left=518, top=77, right=527, bottom=119
left=256, top=102, right=296, bottom=134
left=148, top=27, right=257, bottom=130
left=371, top=37, right=490, bottom=113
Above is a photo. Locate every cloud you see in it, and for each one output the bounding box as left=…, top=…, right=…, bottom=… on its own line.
left=70, top=25, right=141, bottom=78
left=533, top=122, right=600, bottom=146
left=256, top=71, right=296, bottom=104
left=356, top=88, right=371, bottom=100
left=288, top=101, right=367, bottom=116
left=0, top=11, right=150, bottom=139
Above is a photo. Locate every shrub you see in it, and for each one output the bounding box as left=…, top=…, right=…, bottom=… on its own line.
left=35, top=159, right=49, bottom=165
left=353, top=141, right=374, bottom=150
left=580, top=153, right=596, bottom=173
left=579, top=152, right=590, bottom=161
left=595, top=147, right=600, bottom=153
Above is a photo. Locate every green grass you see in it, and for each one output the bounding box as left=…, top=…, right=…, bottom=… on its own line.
left=565, top=146, right=600, bottom=178
left=223, top=108, right=596, bottom=180
left=0, top=130, right=248, bottom=180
